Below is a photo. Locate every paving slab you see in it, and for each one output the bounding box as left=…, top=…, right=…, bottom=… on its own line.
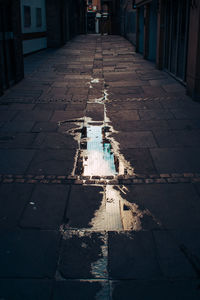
left=6, top=103, right=36, bottom=110
left=138, top=109, right=174, bottom=120
left=107, top=109, right=140, bottom=121
left=32, top=122, right=58, bottom=132
left=108, top=231, right=161, bottom=280
left=0, top=280, right=52, bottom=300
left=0, top=121, right=34, bottom=132
left=14, top=110, right=53, bottom=121
left=51, top=110, right=84, bottom=122
left=66, top=102, right=87, bottom=111
left=33, top=132, right=77, bottom=149
left=0, top=184, right=34, bottom=229
left=153, top=230, right=196, bottom=278
left=153, top=129, right=200, bottom=147
left=161, top=97, right=200, bottom=109
left=123, top=184, right=200, bottom=230
left=112, top=280, right=200, bottom=300
left=58, top=231, right=106, bottom=279
left=66, top=185, right=103, bottom=229
left=27, top=149, right=75, bottom=175
left=171, top=229, right=200, bottom=274
left=162, top=83, right=186, bottom=93
left=121, top=148, right=156, bottom=174
left=112, top=131, right=157, bottom=149
left=0, top=230, right=60, bottom=278
left=20, top=184, right=70, bottom=229
left=0, top=149, right=35, bottom=174
left=171, top=108, right=200, bottom=119
left=34, top=103, right=66, bottom=111
left=109, top=86, right=143, bottom=96
left=112, top=120, right=169, bottom=132
left=0, top=133, right=36, bottom=148
left=150, top=148, right=200, bottom=173
left=141, top=86, right=166, bottom=96
left=167, top=119, right=200, bottom=130
left=52, top=281, right=103, bottom=300
left=107, top=99, right=163, bottom=109
left=86, top=103, right=104, bottom=121
left=0, top=110, right=18, bottom=121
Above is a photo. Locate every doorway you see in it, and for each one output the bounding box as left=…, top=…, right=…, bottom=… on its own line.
left=87, top=12, right=96, bottom=33
left=0, top=3, right=15, bottom=94
left=163, top=0, right=190, bottom=82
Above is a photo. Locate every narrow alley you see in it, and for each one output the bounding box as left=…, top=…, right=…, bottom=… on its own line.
left=0, top=34, right=200, bottom=299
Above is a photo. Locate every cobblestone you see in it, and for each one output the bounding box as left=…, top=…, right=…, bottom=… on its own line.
left=0, top=173, right=200, bottom=185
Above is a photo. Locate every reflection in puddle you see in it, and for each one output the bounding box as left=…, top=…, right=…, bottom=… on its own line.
left=82, top=125, right=117, bottom=176
left=91, top=233, right=108, bottom=279
left=89, top=186, right=122, bottom=231
left=68, top=118, right=134, bottom=178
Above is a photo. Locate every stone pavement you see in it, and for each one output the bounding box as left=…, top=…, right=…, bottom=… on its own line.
left=0, top=35, right=200, bottom=299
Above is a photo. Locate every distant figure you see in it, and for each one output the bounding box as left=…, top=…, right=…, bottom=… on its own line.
left=101, top=12, right=110, bottom=35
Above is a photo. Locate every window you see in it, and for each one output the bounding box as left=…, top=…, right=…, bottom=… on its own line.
left=36, top=8, right=42, bottom=27
left=24, top=5, right=31, bottom=27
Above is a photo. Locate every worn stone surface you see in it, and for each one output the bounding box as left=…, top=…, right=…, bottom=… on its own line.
left=121, top=148, right=156, bottom=174
left=20, top=184, right=70, bottom=229
left=58, top=231, right=105, bottom=279
left=52, top=281, right=103, bottom=300
left=66, top=185, right=103, bottom=229
left=108, top=231, right=161, bottom=279
left=0, top=149, right=35, bottom=174
left=0, top=34, right=200, bottom=299
left=112, top=131, right=157, bottom=148
left=0, top=280, right=52, bottom=300
left=153, top=230, right=196, bottom=278
left=123, top=184, right=200, bottom=229
left=0, top=184, right=34, bottom=229
left=112, top=280, right=200, bottom=300
left=27, top=149, right=75, bottom=175
left=150, top=148, right=200, bottom=173
left=86, top=103, right=104, bottom=121
left=0, top=230, right=60, bottom=277
left=33, top=132, right=77, bottom=149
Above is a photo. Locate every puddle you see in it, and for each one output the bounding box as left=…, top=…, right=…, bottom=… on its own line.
left=89, top=186, right=122, bottom=231
left=59, top=76, right=160, bottom=233
left=66, top=116, right=134, bottom=178
left=91, top=233, right=108, bottom=279
left=79, top=124, right=117, bottom=177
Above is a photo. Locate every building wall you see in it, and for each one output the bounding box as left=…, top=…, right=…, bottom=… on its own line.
left=138, top=6, right=144, bottom=53
left=148, top=0, right=157, bottom=61
left=134, top=0, right=200, bottom=100
left=186, top=0, right=200, bottom=100
left=46, top=0, right=86, bottom=48
left=20, top=0, right=47, bottom=55
left=120, top=0, right=136, bottom=45
left=0, top=0, right=24, bottom=95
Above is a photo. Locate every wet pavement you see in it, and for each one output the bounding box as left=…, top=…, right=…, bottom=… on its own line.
left=0, top=35, right=200, bottom=299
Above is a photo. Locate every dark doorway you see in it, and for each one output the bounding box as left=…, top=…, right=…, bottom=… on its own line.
left=0, top=3, right=15, bottom=94
left=148, top=0, right=157, bottom=62
left=164, top=0, right=190, bottom=82
left=87, top=12, right=96, bottom=33
left=138, top=6, right=144, bottom=54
